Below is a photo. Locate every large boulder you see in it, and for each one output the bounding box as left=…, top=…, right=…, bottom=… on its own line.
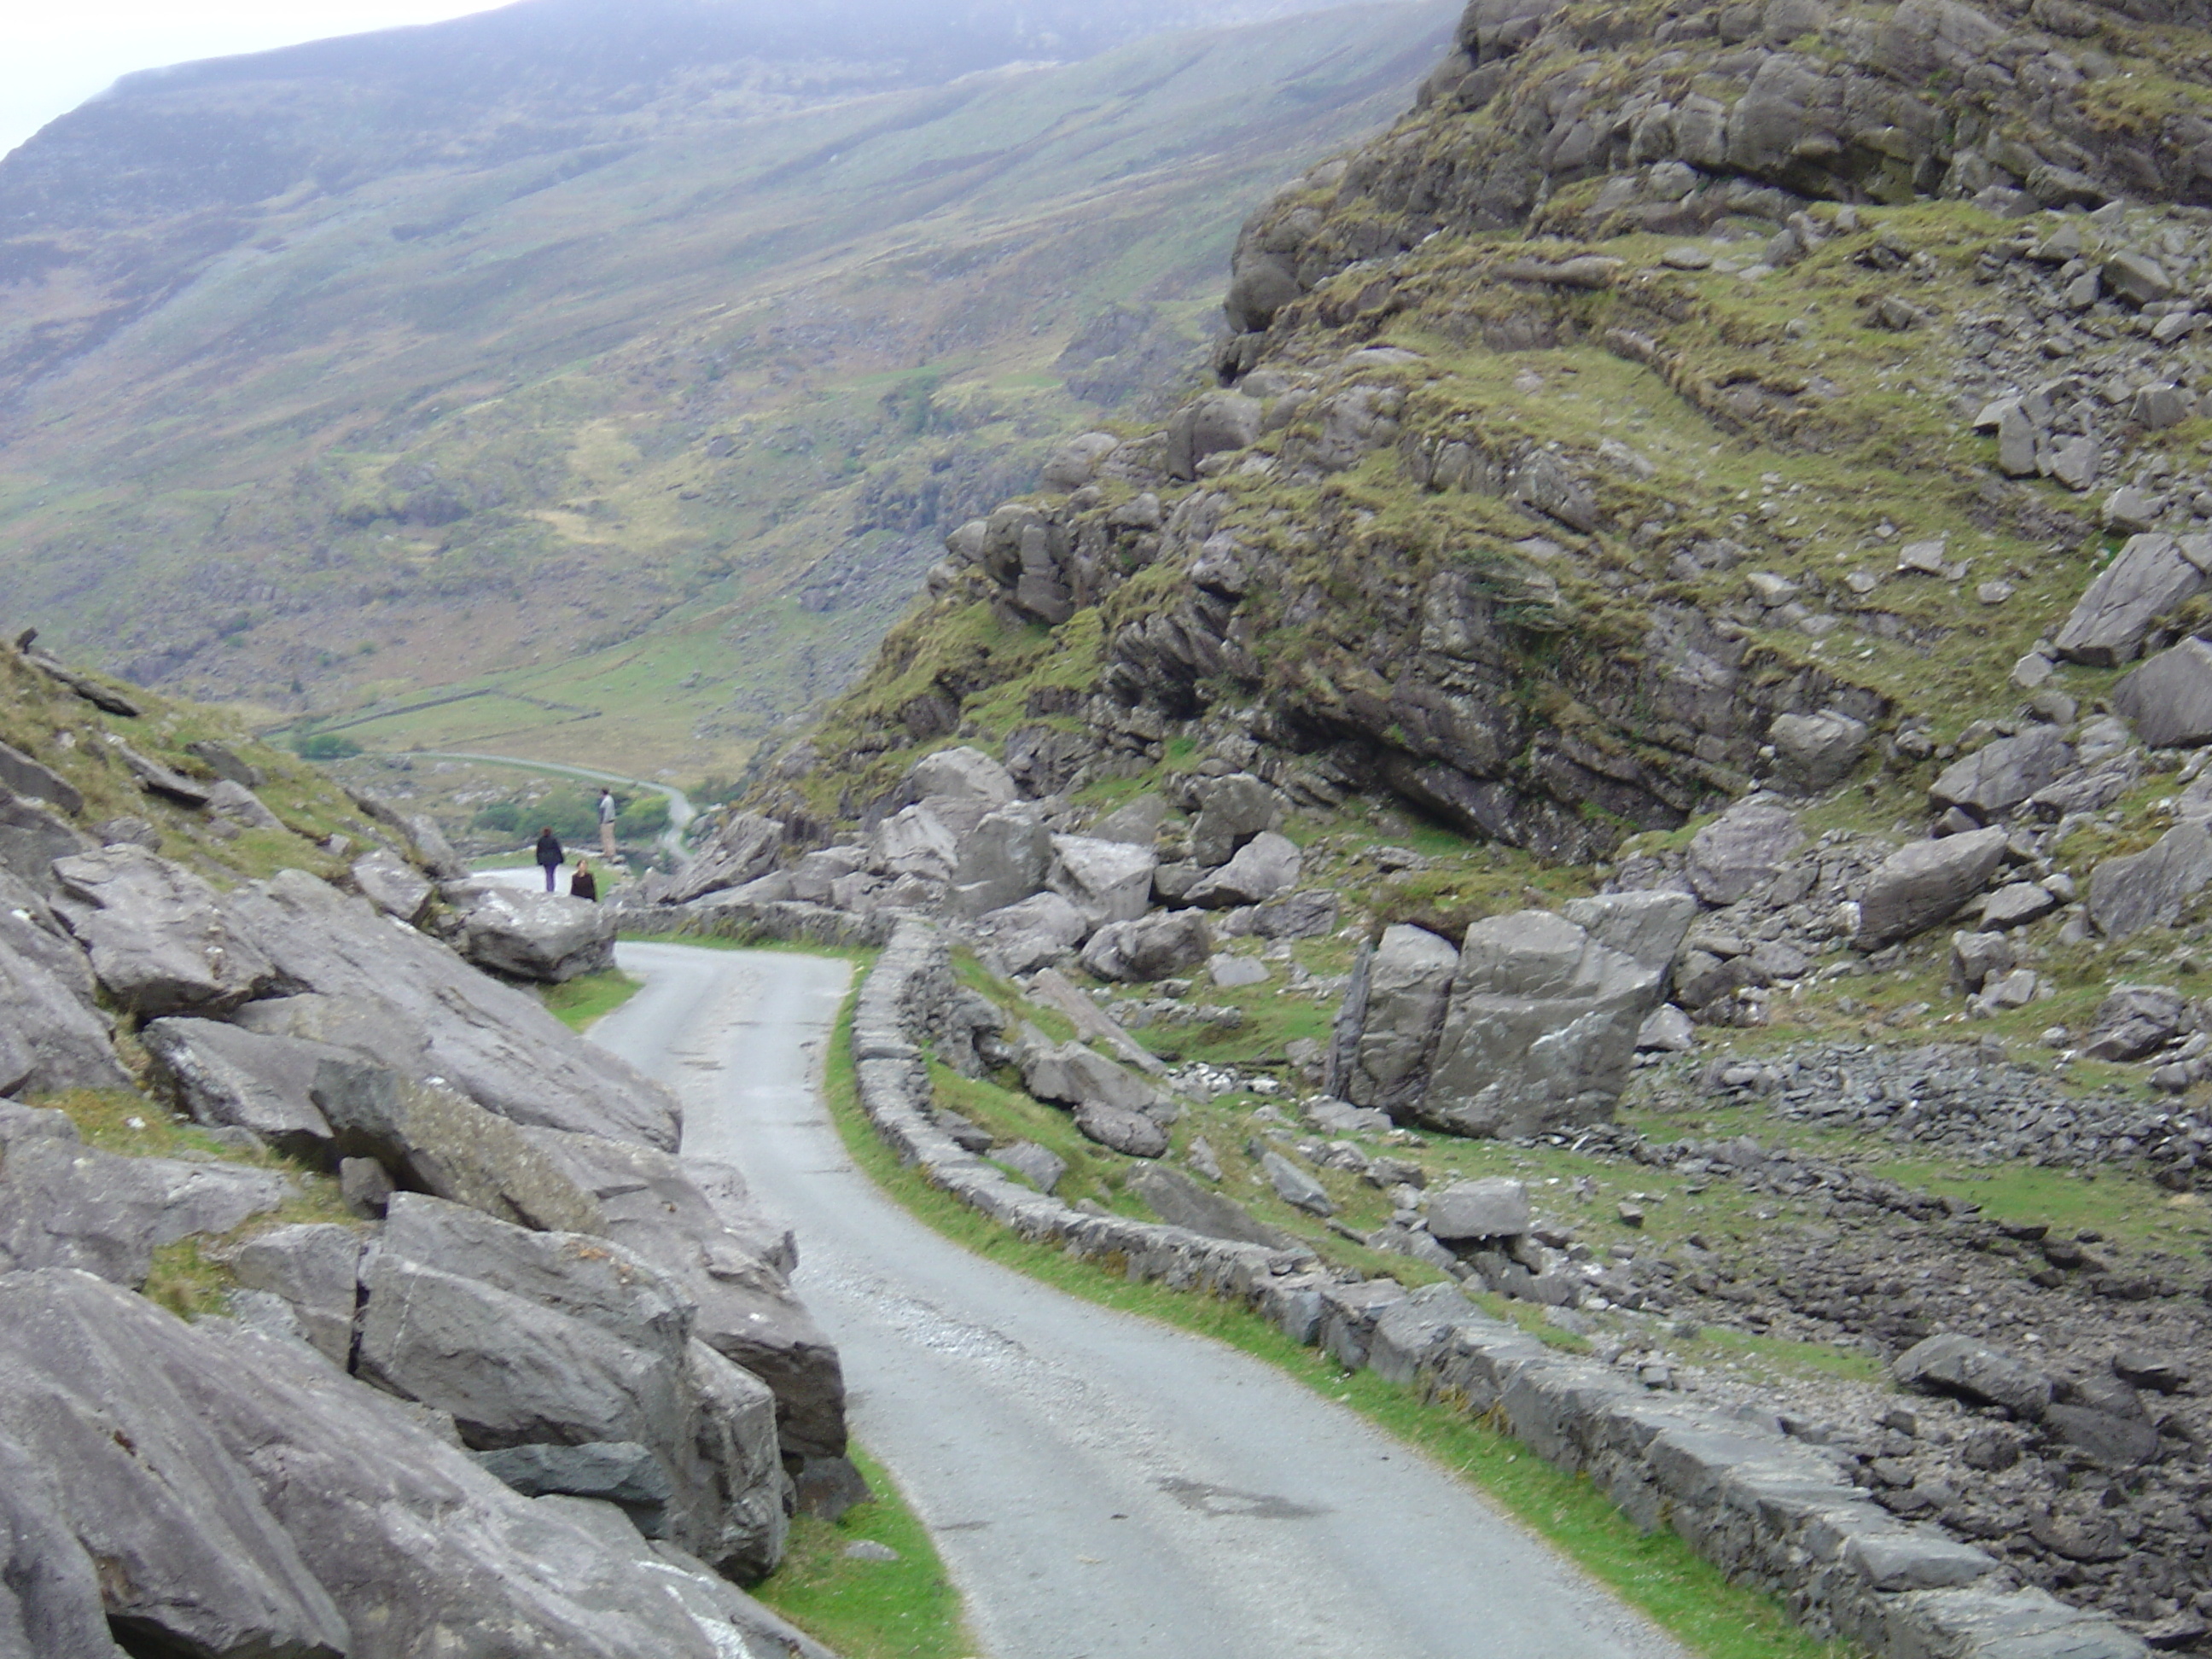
left=1046, top=835, right=1156, bottom=927
left=1074, top=1100, right=1170, bottom=1157
left=2052, top=533, right=2212, bottom=666
left=1855, top=827, right=2010, bottom=946
left=0, top=928, right=131, bottom=1097
left=946, top=806, right=1051, bottom=920
left=525, top=1131, right=847, bottom=1465
left=974, top=890, right=1090, bottom=973
left=141, top=1018, right=346, bottom=1156
left=1342, top=923, right=1460, bottom=1113
left=664, top=811, right=783, bottom=905
left=1417, top=911, right=1662, bottom=1138
left=445, top=884, right=617, bottom=983
left=51, top=846, right=276, bottom=1017
left=1768, top=709, right=1871, bottom=792
left=1560, top=890, right=1699, bottom=977
left=2088, top=820, right=2212, bottom=938
left=2113, top=637, right=2212, bottom=747
left=1089, top=794, right=1169, bottom=846
left=1020, top=1040, right=1172, bottom=1120
left=1166, top=391, right=1263, bottom=480
left=0, top=1268, right=807, bottom=1656
left=350, top=850, right=434, bottom=923
left=225, top=870, right=682, bottom=1150
left=1929, top=729, right=2074, bottom=822
left=310, top=1062, right=606, bottom=1235
left=1080, top=911, right=1213, bottom=981
left=909, top=746, right=1016, bottom=806
left=1188, top=773, right=1281, bottom=866
left=1685, top=800, right=1803, bottom=905
left=2081, top=985, right=2189, bottom=1061
left=0, top=1103, right=288, bottom=1289
left=1425, top=1177, right=1532, bottom=1241
left=358, top=1195, right=786, bottom=1580
left=1895, top=1333, right=2054, bottom=1417
left=1127, top=1164, right=1292, bottom=1247
left=1185, top=831, right=1301, bottom=908
left=870, top=803, right=961, bottom=884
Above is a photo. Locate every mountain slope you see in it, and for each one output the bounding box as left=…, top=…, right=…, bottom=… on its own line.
left=0, top=0, right=1453, bottom=777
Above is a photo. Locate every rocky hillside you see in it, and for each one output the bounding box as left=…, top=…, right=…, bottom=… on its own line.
left=637, top=0, right=2212, bottom=1646
left=0, top=0, right=1454, bottom=779
left=0, top=638, right=853, bottom=1656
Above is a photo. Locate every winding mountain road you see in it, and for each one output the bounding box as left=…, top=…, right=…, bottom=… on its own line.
left=592, top=941, right=1690, bottom=1659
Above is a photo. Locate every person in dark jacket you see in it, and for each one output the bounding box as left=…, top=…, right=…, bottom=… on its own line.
left=569, top=858, right=598, bottom=902
left=534, top=827, right=563, bottom=892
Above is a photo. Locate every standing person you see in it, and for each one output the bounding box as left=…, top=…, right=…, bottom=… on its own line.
left=597, top=788, right=619, bottom=859
left=570, top=857, right=597, bottom=902
left=534, top=826, right=564, bottom=892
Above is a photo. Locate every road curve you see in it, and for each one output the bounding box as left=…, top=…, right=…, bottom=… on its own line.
left=592, top=941, right=1691, bottom=1659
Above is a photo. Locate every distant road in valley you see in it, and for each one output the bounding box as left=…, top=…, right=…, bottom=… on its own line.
left=406, top=750, right=696, bottom=863
left=591, top=941, right=1693, bottom=1659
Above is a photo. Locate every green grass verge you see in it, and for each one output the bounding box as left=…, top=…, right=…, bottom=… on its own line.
left=541, top=969, right=645, bottom=1032
left=816, top=993, right=1855, bottom=1659
left=752, top=1445, right=975, bottom=1659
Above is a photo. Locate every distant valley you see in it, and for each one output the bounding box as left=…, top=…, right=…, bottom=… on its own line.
left=0, top=0, right=1453, bottom=779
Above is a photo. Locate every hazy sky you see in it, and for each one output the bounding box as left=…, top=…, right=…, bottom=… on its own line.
left=2, top=3, right=504, bottom=159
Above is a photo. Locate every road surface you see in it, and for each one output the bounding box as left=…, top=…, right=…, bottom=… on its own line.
left=591, top=941, right=1690, bottom=1659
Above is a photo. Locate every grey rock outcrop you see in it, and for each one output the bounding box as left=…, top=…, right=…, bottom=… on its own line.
left=1895, top=1333, right=2053, bottom=1418
left=0, top=1103, right=288, bottom=1288
left=1188, top=772, right=1282, bottom=865
left=1261, top=1150, right=1332, bottom=1214
left=2088, top=820, right=2212, bottom=938
left=1021, top=1039, right=1172, bottom=1121
left=910, top=746, right=1016, bottom=806
left=1686, top=800, right=1804, bottom=905
left=1047, top=834, right=1156, bottom=926
left=1074, top=1099, right=1169, bottom=1157
left=1417, top=910, right=1662, bottom=1138
left=141, top=1018, right=346, bottom=1155
left=0, top=785, right=93, bottom=896
left=446, top=883, right=617, bottom=983
left=1929, top=729, right=2073, bottom=822
left=975, top=890, right=1089, bottom=973
left=1185, top=830, right=1301, bottom=908
left=1425, top=1177, right=1533, bottom=1241
left=1080, top=910, right=1212, bottom=981
left=0, top=928, right=130, bottom=1097
left=523, top=1131, right=847, bottom=1465
left=1129, top=1163, right=1293, bottom=1247
left=2111, top=637, right=2212, bottom=748
left=51, top=845, right=276, bottom=1016
left=351, top=848, right=434, bottom=923
left=230, top=1223, right=364, bottom=1367
left=0, top=1268, right=805, bottom=1656
left=1560, top=890, right=1699, bottom=978
left=666, top=811, right=783, bottom=905
left=1855, top=828, right=2011, bottom=946
left=1770, top=709, right=1871, bottom=793
left=311, top=1061, right=607, bottom=1235
left=228, top=870, right=681, bottom=1150
left=946, top=806, right=1051, bottom=920
left=2052, top=533, right=2212, bottom=667
left=1342, top=923, right=1460, bottom=1112
left=358, top=1195, right=786, bottom=1580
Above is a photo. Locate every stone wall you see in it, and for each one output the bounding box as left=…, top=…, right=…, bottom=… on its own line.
left=852, top=917, right=2149, bottom=1659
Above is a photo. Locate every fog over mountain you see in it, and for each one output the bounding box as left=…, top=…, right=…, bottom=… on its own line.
left=0, top=0, right=1449, bottom=775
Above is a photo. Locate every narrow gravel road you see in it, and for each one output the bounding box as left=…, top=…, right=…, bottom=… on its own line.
left=592, top=941, right=1691, bottom=1659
